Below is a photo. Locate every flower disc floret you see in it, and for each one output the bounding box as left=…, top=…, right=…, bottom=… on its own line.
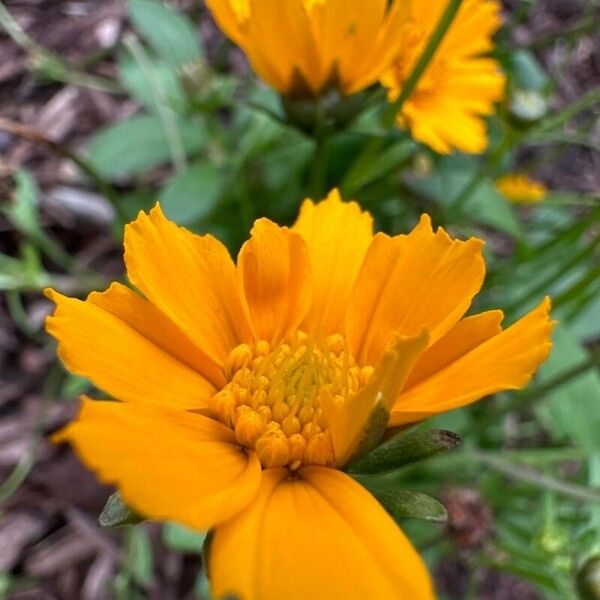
left=210, top=333, right=374, bottom=469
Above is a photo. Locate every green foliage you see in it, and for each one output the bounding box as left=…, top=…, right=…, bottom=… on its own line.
left=88, top=114, right=207, bottom=180
left=161, top=161, right=225, bottom=224
left=1, top=1, right=599, bottom=598
left=128, top=0, right=203, bottom=66
left=370, top=489, right=447, bottom=523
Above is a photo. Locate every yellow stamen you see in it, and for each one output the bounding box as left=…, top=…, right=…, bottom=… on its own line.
left=211, top=333, right=373, bottom=469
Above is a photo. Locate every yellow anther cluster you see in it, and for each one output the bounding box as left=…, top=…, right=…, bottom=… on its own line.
left=210, top=333, right=373, bottom=470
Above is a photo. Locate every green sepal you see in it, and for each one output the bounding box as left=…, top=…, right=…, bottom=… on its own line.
left=98, top=491, right=144, bottom=528
left=348, top=428, right=460, bottom=474
left=370, top=488, right=447, bottom=523
left=577, top=555, right=600, bottom=600
left=344, top=400, right=391, bottom=467
left=201, top=529, right=214, bottom=571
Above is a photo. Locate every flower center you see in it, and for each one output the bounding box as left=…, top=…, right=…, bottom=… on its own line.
left=210, top=333, right=373, bottom=470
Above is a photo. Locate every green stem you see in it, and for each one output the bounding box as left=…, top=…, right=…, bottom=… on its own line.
left=553, top=262, right=600, bottom=310
left=524, top=350, right=600, bottom=398
left=0, top=116, right=120, bottom=206
left=0, top=1, right=121, bottom=94
left=469, top=450, right=600, bottom=503
left=0, top=0, right=38, bottom=51
left=468, top=349, right=600, bottom=436
left=382, top=0, right=464, bottom=128
left=528, top=86, right=600, bottom=138
left=341, top=0, right=464, bottom=195
left=308, top=134, right=330, bottom=199
left=530, top=205, right=600, bottom=257
left=123, top=34, right=187, bottom=174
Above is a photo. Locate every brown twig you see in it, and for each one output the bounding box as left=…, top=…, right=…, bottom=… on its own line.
left=0, top=116, right=120, bottom=205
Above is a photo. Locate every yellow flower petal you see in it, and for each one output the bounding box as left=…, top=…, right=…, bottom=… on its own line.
left=390, top=298, right=554, bottom=426
left=54, top=398, right=262, bottom=531
left=322, top=329, right=429, bottom=466
left=345, top=215, right=485, bottom=366
left=381, top=0, right=505, bottom=154
left=124, top=204, right=253, bottom=368
left=496, top=174, right=548, bottom=203
left=243, top=0, right=322, bottom=94
left=238, top=218, right=312, bottom=344
left=345, top=0, right=410, bottom=93
left=45, top=288, right=217, bottom=409
left=293, top=189, right=373, bottom=335
left=206, top=0, right=410, bottom=96
left=210, top=467, right=434, bottom=600
left=405, top=310, right=503, bottom=389
left=204, top=0, right=247, bottom=45
left=307, top=0, right=388, bottom=92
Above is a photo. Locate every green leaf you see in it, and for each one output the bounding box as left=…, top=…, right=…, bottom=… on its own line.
left=508, top=50, right=550, bottom=91
left=349, top=428, right=461, bottom=474
left=88, top=114, right=207, bottom=179
left=465, top=179, right=523, bottom=239
left=370, top=489, right=447, bottom=523
left=162, top=522, right=207, bottom=553
left=570, top=290, right=600, bottom=342
left=99, top=492, right=143, bottom=528
left=128, top=0, right=202, bottom=66
left=160, top=161, right=225, bottom=225
left=406, top=156, right=523, bottom=238
left=118, top=51, right=186, bottom=111
left=535, top=324, right=600, bottom=451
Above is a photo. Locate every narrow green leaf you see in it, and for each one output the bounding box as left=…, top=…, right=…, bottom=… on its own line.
left=99, top=492, right=143, bottom=528
left=7, top=170, right=40, bottom=237
left=406, top=156, right=523, bottom=238
left=126, top=526, right=154, bottom=587
left=370, top=489, right=447, bottom=523
left=128, top=0, right=202, bottom=66
left=343, top=139, right=417, bottom=194
left=349, top=428, right=460, bottom=474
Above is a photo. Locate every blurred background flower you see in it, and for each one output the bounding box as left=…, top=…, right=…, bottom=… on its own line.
left=381, top=0, right=505, bottom=154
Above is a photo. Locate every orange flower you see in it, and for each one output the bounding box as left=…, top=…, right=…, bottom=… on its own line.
left=496, top=174, right=548, bottom=203
left=381, top=0, right=506, bottom=154
left=46, top=190, right=553, bottom=599
left=205, top=0, right=409, bottom=96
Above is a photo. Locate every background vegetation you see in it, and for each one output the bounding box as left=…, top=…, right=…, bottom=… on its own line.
left=0, top=0, right=599, bottom=598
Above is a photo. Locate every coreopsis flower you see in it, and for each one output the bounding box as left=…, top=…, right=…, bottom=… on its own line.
left=205, top=0, right=409, bottom=96
left=381, top=0, right=506, bottom=154
left=46, top=190, right=553, bottom=600
left=496, top=173, right=547, bottom=203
